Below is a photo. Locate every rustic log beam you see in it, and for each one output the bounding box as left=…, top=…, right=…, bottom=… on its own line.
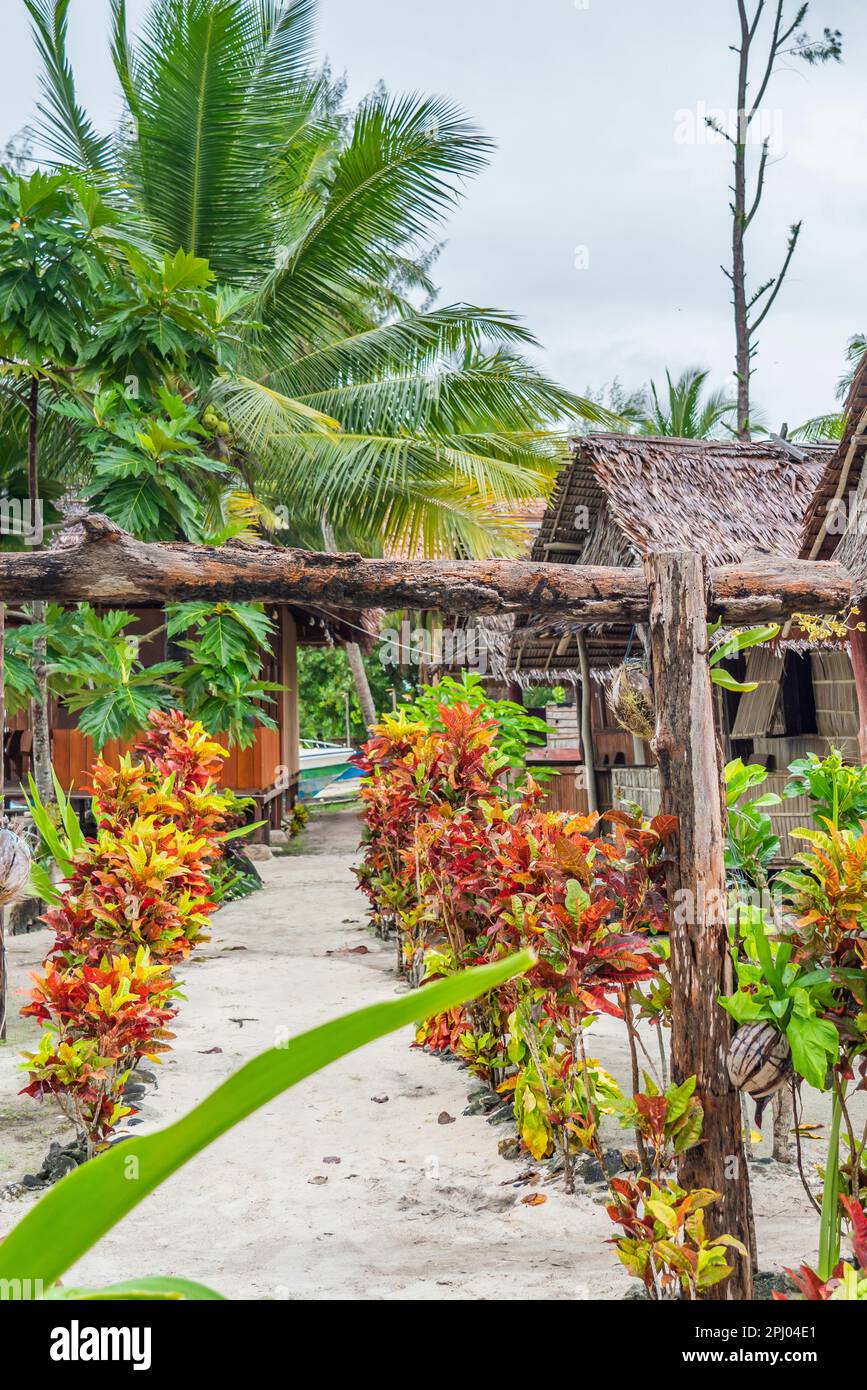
left=644, top=550, right=753, bottom=1301
left=0, top=516, right=852, bottom=621
left=707, top=552, right=850, bottom=623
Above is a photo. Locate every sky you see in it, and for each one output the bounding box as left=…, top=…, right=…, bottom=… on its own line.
left=2, top=0, right=864, bottom=428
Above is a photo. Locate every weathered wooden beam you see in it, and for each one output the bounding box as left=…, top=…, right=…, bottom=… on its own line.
left=707, top=552, right=850, bottom=623
left=644, top=550, right=753, bottom=1301
left=0, top=516, right=852, bottom=622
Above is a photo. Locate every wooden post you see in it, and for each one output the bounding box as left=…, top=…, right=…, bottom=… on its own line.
left=848, top=625, right=867, bottom=764
left=644, top=551, right=753, bottom=1300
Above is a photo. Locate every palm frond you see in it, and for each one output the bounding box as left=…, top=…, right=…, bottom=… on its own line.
left=789, top=412, right=847, bottom=442
left=24, top=0, right=113, bottom=169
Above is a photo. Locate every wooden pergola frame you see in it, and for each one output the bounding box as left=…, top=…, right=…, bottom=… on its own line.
left=1, top=517, right=854, bottom=1300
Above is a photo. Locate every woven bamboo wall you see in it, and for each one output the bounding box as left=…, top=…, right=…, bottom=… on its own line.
left=810, top=651, right=859, bottom=741
left=610, top=766, right=661, bottom=819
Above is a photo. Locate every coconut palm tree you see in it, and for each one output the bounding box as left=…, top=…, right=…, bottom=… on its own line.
left=24, top=0, right=607, bottom=566
left=789, top=334, right=867, bottom=443
left=637, top=366, right=738, bottom=439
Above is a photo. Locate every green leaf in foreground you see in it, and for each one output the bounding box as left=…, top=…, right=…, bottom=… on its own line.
left=0, top=950, right=534, bottom=1291
left=44, top=1277, right=224, bottom=1301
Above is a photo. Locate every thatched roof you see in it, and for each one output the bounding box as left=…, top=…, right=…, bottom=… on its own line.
left=507, top=432, right=833, bottom=682
left=800, top=353, right=867, bottom=597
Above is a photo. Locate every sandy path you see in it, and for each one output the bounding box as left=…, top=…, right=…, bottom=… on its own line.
left=0, top=809, right=858, bottom=1299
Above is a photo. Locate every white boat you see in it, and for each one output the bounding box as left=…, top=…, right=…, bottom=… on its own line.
left=299, top=740, right=355, bottom=773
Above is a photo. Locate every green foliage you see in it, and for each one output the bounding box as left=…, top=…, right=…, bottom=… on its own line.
left=57, top=388, right=228, bottom=541
left=21, top=0, right=604, bottom=558
left=0, top=166, right=115, bottom=372
left=1, top=623, right=40, bottom=713
left=720, top=910, right=838, bottom=1091
left=522, top=684, right=566, bottom=707
left=783, top=749, right=867, bottom=832
left=0, top=950, right=533, bottom=1297
left=298, top=644, right=416, bottom=743
left=707, top=621, right=781, bottom=694
left=23, top=767, right=86, bottom=903
left=637, top=366, right=738, bottom=439
left=724, top=759, right=781, bottom=886
left=166, top=600, right=282, bottom=748
left=402, top=673, right=548, bottom=772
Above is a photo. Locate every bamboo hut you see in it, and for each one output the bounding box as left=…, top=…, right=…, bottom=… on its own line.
left=505, top=433, right=853, bottom=851
left=800, top=351, right=867, bottom=760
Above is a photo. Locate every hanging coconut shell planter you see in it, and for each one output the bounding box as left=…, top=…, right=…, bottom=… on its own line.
left=726, top=1020, right=792, bottom=1124
left=609, top=660, right=655, bottom=741
left=0, top=827, right=31, bottom=908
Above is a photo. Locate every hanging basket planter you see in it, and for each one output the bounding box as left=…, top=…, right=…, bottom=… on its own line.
left=609, top=660, right=655, bottom=741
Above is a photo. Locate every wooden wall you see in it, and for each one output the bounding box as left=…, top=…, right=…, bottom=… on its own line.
left=50, top=724, right=282, bottom=795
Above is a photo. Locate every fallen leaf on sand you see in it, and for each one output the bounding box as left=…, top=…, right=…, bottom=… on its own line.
left=521, top=1193, right=547, bottom=1207
left=308, top=1175, right=328, bottom=1186
left=198, top=1046, right=223, bottom=1054
left=437, top=1111, right=456, bottom=1125
left=327, top=944, right=370, bottom=955
left=323, top=1156, right=341, bottom=1165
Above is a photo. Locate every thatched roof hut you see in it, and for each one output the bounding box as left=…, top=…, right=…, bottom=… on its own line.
left=801, top=353, right=867, bottom=592
left=507, top=432, right=832, bottom=681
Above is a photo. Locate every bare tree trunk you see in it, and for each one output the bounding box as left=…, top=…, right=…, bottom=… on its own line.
left=644, top=551, right=754, bottom=1299
left=732, top=2, right=751, bottom=440
left=345, top=638, right=377, bottom=734
left=320, top=518, right=377, bottom=735
left=27, top=376, right=53, bottom=802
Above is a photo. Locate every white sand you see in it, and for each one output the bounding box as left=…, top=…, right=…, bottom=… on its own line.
left=0, top=808, right=859, bottom=1299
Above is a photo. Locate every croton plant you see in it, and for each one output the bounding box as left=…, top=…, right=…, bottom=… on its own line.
left=355, top=690, right=750, bottom=1297
left=357, top=694, right=867, bottom=1300
left=20, top=711, right=237, bottom=1156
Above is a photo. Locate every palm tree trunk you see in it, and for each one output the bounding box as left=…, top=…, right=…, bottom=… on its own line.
left=320, top=518, right=377, bottom=735
left=345, top=639, right=377, bottom=733
left=27, top=376, right=52, bottom=802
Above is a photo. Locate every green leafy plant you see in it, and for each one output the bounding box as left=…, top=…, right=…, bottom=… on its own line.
left=166, top=600, right=283, bottom=749
left=23, top=768, right=86, bottom=903
left=783, top=749, right=867, bottom=833
left=724, top=758, right=781, bottom=886
left=706, top=621, right=781, bottom=694
left=70, top=387, right=230, bottom=542
left=48, top=606, right=180, bottom=748
left=606, top=1176, right=747, bottom=1299
left=720, top=909, right=837, bottom=1092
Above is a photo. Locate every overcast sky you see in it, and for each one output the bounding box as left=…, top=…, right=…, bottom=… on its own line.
left=2, top=0, right=864, bottom=427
